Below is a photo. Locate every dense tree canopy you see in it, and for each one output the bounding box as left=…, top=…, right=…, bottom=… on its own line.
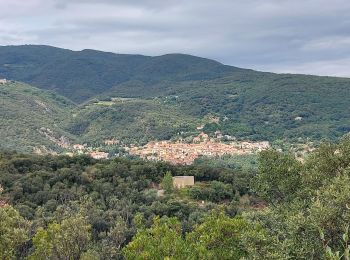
left=0, top=152, right=253, bottom=258
left=1, top=135, right=350, bottom=258
left=0, top=205, right=30, bottom=259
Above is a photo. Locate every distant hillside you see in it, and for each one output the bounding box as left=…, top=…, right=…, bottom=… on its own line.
left=69, top=71, right=350, bottom=144
left=0, top=45, right=237, bottom=102
left=65, top=97, right=201, bottom=145
left=1, top=45, right=350, bottom=147
left=0, top=81, right=74, bottom=152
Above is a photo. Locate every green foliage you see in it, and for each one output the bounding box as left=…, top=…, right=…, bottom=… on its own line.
left=187, top=212, right=251, bottom=259
left=64, top=70, right=350, bottom=144
left=161, top=171, right=173, bottom=193
left=80, top=249, right=101, bottom=260
left=321, top=226, right=350, bottom=260
left=0, top=151, right=252, bottom=258
left=0, top=205, right=30, bottom=259
left=66, top=98, right=199, bottom=145
left=245, top=135, right=350, bottom=259
left=0, top=81, right=74, bottom=152
left=30, top=214, right=91, bottom=260
left=252, top=149, right=303, bottom=204
left=124, top=212, right=266, bottom=260
left=123, top=216, right=189, bottom=260
left=3, top=135, right=350, bottom=258
left=0, top=45, right=227, bottom=102
left=194, top=154, right=258, bottom=171
left=98, top=217, right=129, bottom=259
left=2, top=45, right=350, bottom=149
left=188, top=181, right=234, bottom=202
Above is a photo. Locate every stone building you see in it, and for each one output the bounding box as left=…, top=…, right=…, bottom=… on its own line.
left=172, top=176, right=195, bottom=189
left=89, top=151, right=109, bottom=159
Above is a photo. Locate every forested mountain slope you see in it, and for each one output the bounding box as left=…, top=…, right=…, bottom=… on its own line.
left=95, top=71, right=350, bottom=142
left=0, top=81, right=74, bottom=152
left=0, top=45, right=237, bottom=102
left=1, top=45, right=350, bottom=147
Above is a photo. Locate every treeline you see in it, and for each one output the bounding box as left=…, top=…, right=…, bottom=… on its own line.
left=2, top=135, right=350, bottom=259
left=0, top=152, right=253, bottom=259
left=122, top=135, right=350, bottom=259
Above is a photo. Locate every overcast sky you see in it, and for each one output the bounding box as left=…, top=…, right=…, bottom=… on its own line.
left=1, top=0, right=350, bottom=77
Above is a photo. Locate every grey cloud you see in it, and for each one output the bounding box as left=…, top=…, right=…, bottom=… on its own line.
left=52, top=0, right=184, bottom=11
left=1, top=0, right=350, bottom=77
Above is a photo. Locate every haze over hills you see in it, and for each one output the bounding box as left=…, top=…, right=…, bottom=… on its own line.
left=1, top=45, right=350, bottom=152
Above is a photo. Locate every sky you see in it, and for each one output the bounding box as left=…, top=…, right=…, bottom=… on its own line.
left=1, top=0, right=350, bottom=77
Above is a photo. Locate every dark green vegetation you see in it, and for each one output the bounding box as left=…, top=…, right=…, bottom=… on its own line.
left=0, top=45, right=234, bottom=102
left=67, top=97, right=200, bottom=145
left=0, top=151, right=254, bottom=259
left=1, top=45, right=350, bottom=151
left=0, top=81, right=74, bottom=152
left=2, top=136, right=350, bottom=259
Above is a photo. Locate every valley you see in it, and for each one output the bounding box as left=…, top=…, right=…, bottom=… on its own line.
left=2, top=0, right=350, bottom=256
left=0, top=45, right=349, bottom=163
left=1, top=45, right=350, bottom=259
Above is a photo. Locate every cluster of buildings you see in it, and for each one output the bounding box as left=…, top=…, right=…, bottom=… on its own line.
left=70, top=143, right=109, bottom=159
left=104, top=138, right=120, bottom=145
left=129, top=132, right=270, bottom=165
left=69, top=138, right=120, bottom=159
left=88, top=151, right=109, bottom=159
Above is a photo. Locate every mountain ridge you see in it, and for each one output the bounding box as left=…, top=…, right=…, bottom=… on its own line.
left=1, top=45, right=350, bottom=152
left=0, top=45, right=241, bottom=102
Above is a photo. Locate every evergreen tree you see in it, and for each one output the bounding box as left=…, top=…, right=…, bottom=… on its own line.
left=161, top=171, right=173, bottom=193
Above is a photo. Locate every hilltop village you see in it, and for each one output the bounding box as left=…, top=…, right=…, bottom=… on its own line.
left=34, top=127, right=270, bottom=164
left=34, top=128, right=317, bottom=165
left=35, top=127, right=316, bottom=165
left=128, top=132, right=270, bottom=165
